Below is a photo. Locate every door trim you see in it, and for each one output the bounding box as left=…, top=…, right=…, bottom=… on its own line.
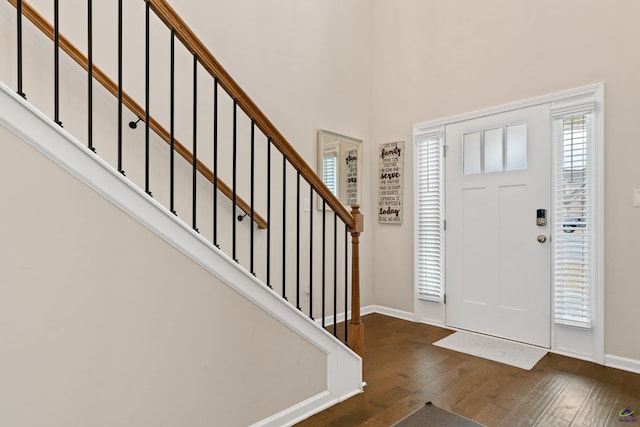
left=415, top=83, right=603, bottom=131
left=413, top=83, right=605, bottom=363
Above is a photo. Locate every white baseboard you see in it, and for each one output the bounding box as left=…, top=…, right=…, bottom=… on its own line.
left=605, top=354, right=640, bottom=375
left=250, top=391, right=335, bottom=427
left=416, top=317, right=448, bottom=329
left=549, top=348, right=595, bottom=363
left=251, top=385, right=365, bottom=427
left=315, top=310, right=350, bottom=327
left=364, top=304, right=414, bottom=322
left=315, top=305, right=414, bottom=327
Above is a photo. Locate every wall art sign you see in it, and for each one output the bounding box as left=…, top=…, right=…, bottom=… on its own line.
left=378, top=140, right=404, bottom=224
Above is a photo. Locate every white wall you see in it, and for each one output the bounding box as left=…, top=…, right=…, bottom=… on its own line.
left=370, top=0, right=640, bottom=361
left=0, top=122, right=327, bottom=427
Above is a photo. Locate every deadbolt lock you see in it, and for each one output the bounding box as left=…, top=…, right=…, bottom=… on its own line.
left=536, top=209, right=547, bottom=226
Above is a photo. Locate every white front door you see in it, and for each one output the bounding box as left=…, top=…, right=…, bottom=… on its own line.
left=445, top=104, right=550, bottom=348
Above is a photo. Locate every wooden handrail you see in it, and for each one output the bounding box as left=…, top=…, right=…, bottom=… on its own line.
left=9, top=0, right=267, bottom=230
left=11, top=0, right=363, bottom=357
left=146, top=0, right=355, bottom=231
left=148, top=0, right=363, bottom=357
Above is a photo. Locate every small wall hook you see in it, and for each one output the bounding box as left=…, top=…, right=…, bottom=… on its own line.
left=128, top=117, right=142, bottom=129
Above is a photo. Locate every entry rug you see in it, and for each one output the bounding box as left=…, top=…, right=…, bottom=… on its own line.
left=392, top=402, right=484, bottom=427
left=433, top=331, right=547, bottom=370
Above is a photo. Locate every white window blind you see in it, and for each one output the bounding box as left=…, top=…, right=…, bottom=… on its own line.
left=322, top=154, right=338, bottom=197
left=416, top=135, right=444, bottom=301
left=553, top=111, right=593, bottom=328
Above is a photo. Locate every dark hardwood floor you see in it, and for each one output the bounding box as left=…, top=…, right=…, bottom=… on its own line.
left=296, top=313, right=640, bottom=427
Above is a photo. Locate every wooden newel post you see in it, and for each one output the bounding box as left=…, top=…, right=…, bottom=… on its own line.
left=348, top=205, right=364, bottom=358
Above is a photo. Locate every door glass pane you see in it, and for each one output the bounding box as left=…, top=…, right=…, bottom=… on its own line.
left=506, top=123, right=527, bottom=170
left=484, top=128, right=503, bottom=173
left=463, top=131, right=481, bottom=175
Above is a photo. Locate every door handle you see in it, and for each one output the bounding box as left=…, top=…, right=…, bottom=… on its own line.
left=537, top=234, right=547, bottom=243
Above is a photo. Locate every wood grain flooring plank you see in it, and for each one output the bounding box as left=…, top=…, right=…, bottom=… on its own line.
left=569, top=383, right=619, bottom=427
left=485, top=370, right=572, bottom=427
left=534, top=375, right=595, bottom=426
left=295, top=314, right=640, bottom=427
left=452, top=364, right=545, bottom=426
left=604, top=395, right=640, bottom=427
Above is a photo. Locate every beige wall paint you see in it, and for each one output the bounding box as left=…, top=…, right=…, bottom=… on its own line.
left=169, top=0, right=376, bottom=308
left=370, top=0, right=640, bottom=359
left=0, top=0, right=375, bottom=310
left=2, top=0, right=637, bottom=368
left=0, top=124, right=326, bottom=426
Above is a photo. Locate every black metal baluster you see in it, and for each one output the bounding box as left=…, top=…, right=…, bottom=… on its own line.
left=192, top=55, right=198, bottom=232
left=117, top=0, right=124, bottom=175
left=16, top=0, right=25, bottom=98
left=232, top=100, right=238, bottom=262
left=212, top=78, right=219, bottom=247
left=322, top=200, right=326, bottom=328
left=266, top=140, right=272, bottom=289
left=250, top=120, right=255, bottom=274
left=87, top=0, right=94, bottom=151
left=53, top=0, right=62, bottom=126
left=296, top=172, right=301, bottom=310
left=309, top=186, right=314, bottom=320
left=333, top=212, right=338, bottom=337
left=144, top=2, right=151, bottom=196
left=344, top=226, right=348, bottom=343
left=169, top=29, right=176, bottom=215
left=282, top=155, right=287, bottom=300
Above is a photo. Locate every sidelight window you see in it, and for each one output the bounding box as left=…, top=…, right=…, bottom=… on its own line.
left=415, top=134, right=444, bottom=301
left=552, top=111, right=594, bottom=328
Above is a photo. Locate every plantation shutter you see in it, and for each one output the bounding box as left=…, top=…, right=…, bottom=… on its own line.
left=322, top=154, right=338, bottom=197
left=416, top=134, right=444, bottom=301
left=553, top=110, right=593, bottom=328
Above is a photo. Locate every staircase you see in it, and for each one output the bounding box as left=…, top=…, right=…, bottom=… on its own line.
left=0, top=0, right=364, bottom=425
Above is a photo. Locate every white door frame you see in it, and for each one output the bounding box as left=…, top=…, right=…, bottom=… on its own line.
left=413, top=83, right=605, bottom=364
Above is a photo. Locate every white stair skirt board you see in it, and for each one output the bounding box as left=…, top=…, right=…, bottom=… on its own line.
left=433, top=331, right=548, bottom=370
left=0, top=82, right=362, bottom=427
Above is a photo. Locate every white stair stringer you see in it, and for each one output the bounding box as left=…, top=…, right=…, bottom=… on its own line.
left=0, top=82, right=363, bottom=427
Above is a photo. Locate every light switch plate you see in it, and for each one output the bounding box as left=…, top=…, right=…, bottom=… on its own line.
left=634, top=189, right=640, bottom=207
